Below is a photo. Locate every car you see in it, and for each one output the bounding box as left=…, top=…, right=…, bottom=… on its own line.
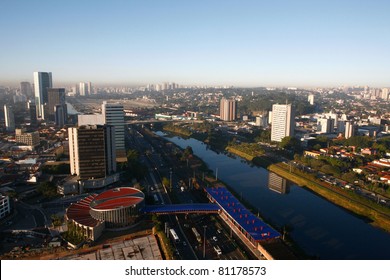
left=213, top=245, right=222, bottom=255
left=217, top=229, right=222, bottom=234
left=182, top=241, right=187, bottom=246
left=212, top=236, right=218, bottom=242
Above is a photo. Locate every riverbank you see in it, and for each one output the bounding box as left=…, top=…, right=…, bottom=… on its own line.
left=267, top=162, right=390, bottom=233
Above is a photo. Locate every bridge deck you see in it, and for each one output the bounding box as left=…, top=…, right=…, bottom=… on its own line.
left=142, top=203, right=220, bottom=214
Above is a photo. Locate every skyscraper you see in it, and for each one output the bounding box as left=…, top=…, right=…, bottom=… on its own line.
left=219, top=98, right=237, bottom=121
left=27, top=101, right=37, bottom=126
left=4, top=105, right=15, bottom=132
left=345, top=121, right=356, bottom=139
left=79, top=82, right=89, bottom=96
left=308, top=94, right=314, bottom=105
left=47, top=88, right=66, bottom=118
left=68, top=125, right=116, bottom=180
left=20, top=82, right=32, bottom=98
left=271, top=104, right=294, bottom=142
left=33, top=72, right=52, bottom=118
left=54, top=104, right=67, bottom=127
left=102, top=101, right=125, bottom=157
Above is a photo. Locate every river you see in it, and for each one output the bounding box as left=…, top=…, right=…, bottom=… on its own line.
left=157, top=132, right=390, bottom=260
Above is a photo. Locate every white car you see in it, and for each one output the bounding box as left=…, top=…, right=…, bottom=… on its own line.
left=212, top=236, right=218, bottom=242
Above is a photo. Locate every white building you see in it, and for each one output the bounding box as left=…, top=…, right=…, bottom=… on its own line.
left=308, top=94, right=314, bottom=105
left=33, top=71, right=52, bottom=118
left=345, top=121, right=356, bottom=139
left=317, top=117, right=334, bottom=133
left=78, top=114, right=105, bottom=126
left=271, top=104, right=294, bottom=142
left=79, top=82, right=88, bottom=96
left=102, top=101, right=125, bottom=157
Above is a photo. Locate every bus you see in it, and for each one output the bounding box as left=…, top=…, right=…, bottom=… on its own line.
left=191, top=227, right=202, bottom=243
left=169, top=229, right=180, bottom=243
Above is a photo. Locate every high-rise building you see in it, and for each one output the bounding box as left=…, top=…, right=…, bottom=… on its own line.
left=381, top=88, right=389, bottom=101
left=20, top=82, right=32, bottom=98
left=79, top=82, right=89, bottom=96
left=33, top=72, right=52, bottom=118
left=317, top=117, right=334, bottom=133
left=87, top=82, right=92, bottom=95
left=308, top=94, right=314, bottom=105
left=271, top=104, right=294, bottom=142
left=219, top=98, right=237, bottom=121
left=68, top=125, right=116, bottom=180
left=4, top=105, right=15, bottom=132
left=47, top=88, right=66, bottom=118
left=0, top=195, right=11, bottom=219
left=345, top=121, right=356, bottom=139
left=54, top=104, right=67, bottom=127
left=102, top=101, right=125, bottom=157
left=27, top=101, right=37, bottom=126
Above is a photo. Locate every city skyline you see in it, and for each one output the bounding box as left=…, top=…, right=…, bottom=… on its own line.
left=1, top=1, right=390, bottom=87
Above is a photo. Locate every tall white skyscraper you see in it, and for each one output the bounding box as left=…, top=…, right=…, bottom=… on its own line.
left=308, top=94, right=314, bottom=105
left=271, top=104, right=294, bottom=142
left=102, top=101, right=125, bottom=157
left=79, top=82, right=88, bottom=96
left=4, top=105, right=15, bottom=132
left=33, top=72, right=52, bottom=118
left=345, top=121, right=356, bottom=139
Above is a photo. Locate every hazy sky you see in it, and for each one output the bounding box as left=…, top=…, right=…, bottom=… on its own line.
left=1, top=0, right=389, bottom=87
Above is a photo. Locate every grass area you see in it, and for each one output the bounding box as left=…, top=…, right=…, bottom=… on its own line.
left=226, top=147, right=254, bottom=161
left=268, top=163, right=390, bottom=233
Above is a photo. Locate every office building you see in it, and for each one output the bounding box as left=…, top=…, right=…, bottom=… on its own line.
left=79, top=82, right=90, bottom=96
left=47, top=88, right=66, bottom=117
left=78, top=114, right=105, bottom=126
left=271, top=104, right=294, bottom=142
left=33, top=72, right=52, bottom=118
left=219, top=98, right=237, bottom=121
left=15, top=128, right=40, bottom=147
left=68, top=125, right=116, bottom=180
left=4, top=105, right=15, bottom=132
left=345, top=121, right=356, bottom=139
left=54, top=104, right=67, bottom=127
left=20, top=82, right=32, bottom=98
left=87, top=82, right=92, bottom=95
left=27, top=101, right=37, bottom=126
left=102, top=101, right=125, bottom=157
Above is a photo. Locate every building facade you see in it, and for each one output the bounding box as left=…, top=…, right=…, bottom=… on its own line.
left=102, top=101, right=125, bottom=157
left=345, top=121, right=356, bottom=139
left=4, top=105, right=15, bottom=132
left=0, top=195, right=11, bottom=220
left=271, top=104, right=294, bottom=142
left=68, top=125, right=116, bottom=180
left=20, top=82, right=32, bottom=98
left=47, top=88, right=66, bottom=118
left=15, top=129, right=40, bottom=147
left=33, top=71, right=52, bottom=118
left=219, top=98, right=237, bottom=121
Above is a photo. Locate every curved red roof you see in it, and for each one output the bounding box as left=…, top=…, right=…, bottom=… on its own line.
left=92, top=197, right=144, bottom=210
left=93, top=187, right=143, bottom=201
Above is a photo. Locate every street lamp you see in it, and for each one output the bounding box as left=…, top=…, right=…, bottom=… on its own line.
left=203, top=225, right=207, bottom=259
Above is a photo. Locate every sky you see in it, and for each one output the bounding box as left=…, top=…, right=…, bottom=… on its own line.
left=0, top=0, right=389, bottom=88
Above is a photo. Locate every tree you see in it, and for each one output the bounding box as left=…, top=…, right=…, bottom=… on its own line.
left=341, top=172, right=358, bottom=184
left=280, top=136, right=301, bottom=152
left=37, top=181, right=58, bottom=198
